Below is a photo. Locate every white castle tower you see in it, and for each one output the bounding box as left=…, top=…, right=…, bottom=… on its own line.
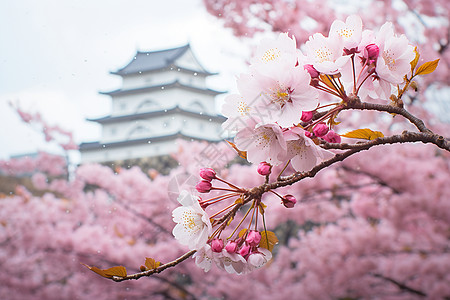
left=79, top=44, right=225, bottom=170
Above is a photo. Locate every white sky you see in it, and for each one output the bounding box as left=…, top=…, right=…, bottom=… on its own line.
left=0, top=0, right=251, bottom=160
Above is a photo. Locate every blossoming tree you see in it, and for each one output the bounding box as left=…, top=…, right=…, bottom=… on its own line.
left=80, top=14, right=449, bottom=297
left=1, top=13, right=450, bottom=300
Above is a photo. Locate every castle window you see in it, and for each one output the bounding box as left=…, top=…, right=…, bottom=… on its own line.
left=135, top=99, right=160, bottom=113
left=189, top=100, right=205, bottom=112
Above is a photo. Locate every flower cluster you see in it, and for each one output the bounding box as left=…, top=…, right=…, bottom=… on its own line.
left=172, top=15, right=420, bottom=276
left=172, top=168, right=280, bottom=274
left=222, top=15, right=416, bottom=171
left=193, top=230, right=272, bottom=275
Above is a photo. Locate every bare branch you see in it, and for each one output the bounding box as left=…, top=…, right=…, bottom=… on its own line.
left=372, top=273, right=427, bottom=297
left=111, top=250, right=196, bottom=282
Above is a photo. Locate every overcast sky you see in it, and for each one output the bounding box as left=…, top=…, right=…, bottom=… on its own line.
left=0, top=0, right=251, bottom=160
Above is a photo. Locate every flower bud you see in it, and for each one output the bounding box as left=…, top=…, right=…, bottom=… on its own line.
left=322, top=130, right=341, bottom=143
left=313, top=122, right=329, bottom=137
left=365, top=44, right=379, bottom=61
left=304, top=64, right=320, bottom=78
left=257, top=162, right=272, bottom=176
left=211, top=238, right=224, bottom=252
left=239, top=244, right=251, bottom=257
left=301, top=111, right=314, bottom=123
left=282, top=194, right=297, bottom=208
left=195, top=180, right=212, bottom=193
left=305, top=131, right=313, bottom=138
left=225, top=240, right=239, bottom=253
left=246, top=230, right=261, bottom=247
left=199, top=168, right=216, bottom=181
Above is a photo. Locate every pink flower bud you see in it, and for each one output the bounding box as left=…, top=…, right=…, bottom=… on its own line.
left=305, top=131, right=313, bottom=138
left=257, top=162, right=272, bottom=176
left=282, top=194, right=297, bottom=208
left=195, top=180, right=212, bottom=193
left=301, top=111, right=314, bottom=123
left=239, top=244, right=251, bottom=257
left=246, top=231, right=261, bottom=247
left=323, top=130, right=341, bottom=143
left=313, top=122, right=329, bottom=137
left=199, top=168, right=216, bottom=181
left=365, top=44, right=379, bottom=61
left=304, top=64, right=320, bottom=78
left=211, top=238, right=224, bottom=252
left=225, top=240, right=239, bottom=253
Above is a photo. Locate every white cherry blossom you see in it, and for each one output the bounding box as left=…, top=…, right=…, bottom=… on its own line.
left=172, top=191, right=212, bottom=250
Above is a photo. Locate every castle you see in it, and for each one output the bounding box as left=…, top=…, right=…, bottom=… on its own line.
left=79, top=44, right=226, bottom=172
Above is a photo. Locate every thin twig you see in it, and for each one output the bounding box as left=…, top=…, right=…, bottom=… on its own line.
left=112, top=250, right=197, bottom=282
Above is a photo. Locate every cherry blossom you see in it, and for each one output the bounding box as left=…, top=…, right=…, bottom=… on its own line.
left=250, top=65, right=319, bottom=127
left=250, top=32, right=299, bottom=75
left=304, top=33, right=350, bottom=74
left=282, top=127, right=334, bottom=172
left=374, top=22, right=416, bottom=97
left=172, top=191, right=212, bottom=250
left=234, top=121, right=287, bottom=165
left=329, top=15, right=363, bottom=51
left=193, top=244, right=214, bottom=272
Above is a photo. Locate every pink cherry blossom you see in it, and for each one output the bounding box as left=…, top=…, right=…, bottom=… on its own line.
left=249, top=65, right=319, bottom=127
left=193, top=244, right=214, bottom=272
left=199, top=168, right=216, bottom=181
left=313, top=122, right=329, bottom=137
left=250, top=32, right=299, bottom=75
left=246, top=230, right=262, bottom=247
left=304, top=33, right=351, bottom=74
left=257, top=162, right=272, bottom=176
left=195, top=180, right=212, bottom=193
left=282, top=127, right=334, bottom=172
left=234, top=121, right=287, bottom=165
left=282, top=194, right=297, bottom=208
left=329, top=15, right=363, bottom=51
left=247, top=248, right=273, bottom=270
left=211, top=238, right=224, bottom=252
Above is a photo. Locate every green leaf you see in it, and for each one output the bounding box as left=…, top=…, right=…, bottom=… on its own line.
left=341, top=128, right=384, bottom=140
left=260, top=231, right=278, bottom=252
left=415, top=59, right=440, bottom=76
left=144, top=257, right=161, bottom=270
left=82, top=264, right=127, bottom=278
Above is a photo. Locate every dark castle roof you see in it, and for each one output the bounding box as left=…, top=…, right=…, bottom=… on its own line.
left=111, top=44, right=215, bottom=76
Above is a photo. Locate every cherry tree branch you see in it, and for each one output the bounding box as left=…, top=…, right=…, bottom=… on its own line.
left=372, top=273, right=427, bottom=297
left=111, top=250, right=196, bottom=282
left=344, top=99, right=433, bottom=134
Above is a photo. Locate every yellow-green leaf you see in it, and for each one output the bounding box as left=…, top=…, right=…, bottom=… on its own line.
left=234, top=196, right=244, bottom=205
left=260, top=231, right=278, bottom=252
left=410, top=47, right=420, bottom=73
left=144, top=257, right=161, bottom=270
left=238, top=228, right=248, bottom=238
left=82, top=264, right=127, bottom=278
left=415, top=59, right=440, bottom=76
left=258, top=202, right=267, bottom=215
left=341, top=128, right=384, bottom=140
